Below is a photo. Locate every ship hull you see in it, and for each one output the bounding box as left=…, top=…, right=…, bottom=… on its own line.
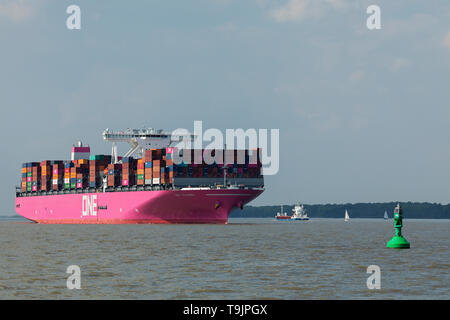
left=275, top=216, right=292, bottom=220
left=15, top=189, right=263, bottom=224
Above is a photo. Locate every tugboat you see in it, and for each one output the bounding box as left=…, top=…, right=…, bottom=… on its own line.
left=275, top=205, right=291, bottom=220
left=275, top=202, right=310, bottom=221
left=291, top=202, right=309, bottom=221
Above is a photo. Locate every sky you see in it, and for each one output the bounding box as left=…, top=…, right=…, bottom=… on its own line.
left=1, top=0, right=450, bottom=214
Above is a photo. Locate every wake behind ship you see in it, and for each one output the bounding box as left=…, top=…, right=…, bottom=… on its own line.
left=15, top=128, right=264, bottom=224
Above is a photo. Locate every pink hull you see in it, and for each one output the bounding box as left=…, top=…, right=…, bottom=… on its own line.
left=15, top=189, right=263, bottom=224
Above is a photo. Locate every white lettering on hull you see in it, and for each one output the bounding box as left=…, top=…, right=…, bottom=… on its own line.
left=82, top=195, right=97, bottom=216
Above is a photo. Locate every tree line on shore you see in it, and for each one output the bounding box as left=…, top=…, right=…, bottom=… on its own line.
left=230, top=202, right=450, bottom=219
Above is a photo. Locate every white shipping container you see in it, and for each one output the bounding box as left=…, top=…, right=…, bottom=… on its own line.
left=152, top=178, right=160, bottom=184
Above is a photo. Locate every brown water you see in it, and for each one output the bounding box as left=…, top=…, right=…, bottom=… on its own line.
left=0, top=218, right=448, bottom=299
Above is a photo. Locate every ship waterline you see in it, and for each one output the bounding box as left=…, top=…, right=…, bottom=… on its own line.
left=15, top=188, right=263, bottom=224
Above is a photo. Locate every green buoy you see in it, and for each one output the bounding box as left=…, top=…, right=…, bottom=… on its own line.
left=387, top=203, right=410, bottom=249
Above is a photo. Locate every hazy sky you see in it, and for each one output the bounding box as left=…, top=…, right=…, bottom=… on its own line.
left=1, top=0, right=450, bottom=214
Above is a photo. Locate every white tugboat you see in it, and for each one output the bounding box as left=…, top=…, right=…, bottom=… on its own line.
left=291, top=202, right=309, bottom=221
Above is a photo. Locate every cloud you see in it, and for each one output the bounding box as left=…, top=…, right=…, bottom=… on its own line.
left=382, top=13, right=439, bottom=38
left=307, top=112, right=342, bottom=133
left=443, top=31, right=450, bottom=50
left=271, top=0, right=309, bottom=22
left=349, top=70, right=364, bottom=82
left=325, top=0, right=348, bottom=9
left=270, top=0, right=350, bottom=23
left=0, top=0, right=45, bottom=23
left=391, top=58, right=411, bottom=71
left=215, top=21, right=238, bottom=33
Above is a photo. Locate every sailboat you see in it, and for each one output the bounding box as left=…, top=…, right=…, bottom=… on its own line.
left=384, top=211, right=389, bottom=220
left=344, top=210, right=350, bottom=222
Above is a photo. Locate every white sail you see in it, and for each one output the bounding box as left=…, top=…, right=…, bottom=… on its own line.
left=344, top=210, right=349, bottom=222
left=384, top=211, right=388, bottom=220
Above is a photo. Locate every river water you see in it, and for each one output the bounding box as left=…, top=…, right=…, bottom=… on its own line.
left=0, top=218, right=448, bottom=299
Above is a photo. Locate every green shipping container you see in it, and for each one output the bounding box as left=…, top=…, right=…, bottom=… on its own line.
left=27, top=172, right=32, bottom=177
left=89, top=155, right=105, bottom=160
left=137, top=174, right=144, bottom=180
left=70, top=183, right=76, bottom=188
left=64, top=183, right=70, bottom=189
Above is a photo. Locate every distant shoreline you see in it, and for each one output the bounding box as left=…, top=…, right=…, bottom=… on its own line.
left=230, top=202, right=450, bottom=219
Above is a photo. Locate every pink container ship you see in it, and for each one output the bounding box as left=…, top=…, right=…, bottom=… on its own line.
left=15, top=128, right=264, bottom=224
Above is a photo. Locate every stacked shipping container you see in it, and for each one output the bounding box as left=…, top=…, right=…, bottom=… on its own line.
left=76, top=159, right=89, bottom=189
left=136, top=158, right=144, bottom=185
left=52, top=162, right=63, bottom=190
left=64, top=161, right=74, bottom=190
left=19, top=148, right=263, bottom=193
left=121, top=157, right=136, bottom=187
left=88, top=155, right=110, bottom=188
left=41, top=161, right=52, bottom=191
left=144, top=150, right=153, bottom=185
left=107, top=163, right=122, bottom=187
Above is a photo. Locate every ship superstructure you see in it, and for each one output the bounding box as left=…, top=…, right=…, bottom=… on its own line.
left=291, top=202, right=309, bottom=220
